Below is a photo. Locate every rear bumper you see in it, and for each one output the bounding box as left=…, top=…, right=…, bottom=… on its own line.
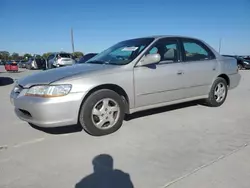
left=54, top=61, right=74, bottom=67
left=228, top=73, right=241, bottom=90
left=58, top=62, right=74, bottom=66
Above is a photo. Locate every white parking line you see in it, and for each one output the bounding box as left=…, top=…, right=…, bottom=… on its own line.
left=161, top=143, right=249, bottom=188
left=13, top=137, right=45, bottom=148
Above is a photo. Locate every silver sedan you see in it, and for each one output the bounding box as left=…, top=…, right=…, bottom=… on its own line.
left=10, top=36, right=241, bottom=136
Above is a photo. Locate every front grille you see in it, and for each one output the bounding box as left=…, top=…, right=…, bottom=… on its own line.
left=19, top=109, right=32, bottom=117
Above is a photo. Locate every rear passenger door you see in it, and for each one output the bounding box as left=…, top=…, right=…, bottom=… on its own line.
left=180, top=38, right=219, bottom=97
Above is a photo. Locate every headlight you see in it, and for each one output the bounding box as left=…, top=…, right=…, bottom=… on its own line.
left=25, top=84, right=72, bottom=97
left=244, top=61, right=249, bottom=65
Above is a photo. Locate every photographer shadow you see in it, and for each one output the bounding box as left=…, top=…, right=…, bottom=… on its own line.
left=75, top=154, right=134, bottom=188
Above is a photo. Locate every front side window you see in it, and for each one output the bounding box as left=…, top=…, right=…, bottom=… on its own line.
left=182, top=40, right=213, bottom=61
left=146, top=39, right=180, bottom=63
left=86, top=38, right=154, bottom=65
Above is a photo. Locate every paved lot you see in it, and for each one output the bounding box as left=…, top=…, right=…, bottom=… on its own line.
left=1, top=65, right=250, bottom=188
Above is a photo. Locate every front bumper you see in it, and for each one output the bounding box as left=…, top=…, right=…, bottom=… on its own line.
left=10, top=89, right=85, bottom=127
left=243, top=64, right=250, bottom=69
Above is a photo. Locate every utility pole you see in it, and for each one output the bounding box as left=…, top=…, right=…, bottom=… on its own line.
left=219, top=38, right=222, bottom=54
left=71, top=28, right=75, bottom=53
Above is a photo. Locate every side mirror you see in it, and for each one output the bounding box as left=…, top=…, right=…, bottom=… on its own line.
left=138, top=53, right=161, bottom=66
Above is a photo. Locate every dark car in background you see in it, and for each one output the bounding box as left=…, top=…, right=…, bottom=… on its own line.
left=241, top=57, right=250, bottom=69
left=0, top=61, right=5, bottom=65
left=26, top=55, right=46, bottom=70
left=222, top=55, right=250, bottom=70
left=76, top=53, right=98, bottom=64
left=243, top=56, right=250, bottom=60
left=18, top=60, right=27, bottom=68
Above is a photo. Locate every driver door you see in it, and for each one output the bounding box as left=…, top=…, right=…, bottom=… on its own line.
left=134, top=38, right=186, bottom=108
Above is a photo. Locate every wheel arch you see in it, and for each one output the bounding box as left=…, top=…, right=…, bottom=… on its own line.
left=218, top=74, right=230, bottom=86
left=79, top=84, right=130, bottom=115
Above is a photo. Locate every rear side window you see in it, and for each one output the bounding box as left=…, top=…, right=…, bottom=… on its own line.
left=182, top=39, right=215, bottom=62
left=59, top=53, right=71, bottom=58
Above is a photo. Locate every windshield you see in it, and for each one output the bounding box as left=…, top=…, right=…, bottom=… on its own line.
left=86, top=38, right=154, bottom=65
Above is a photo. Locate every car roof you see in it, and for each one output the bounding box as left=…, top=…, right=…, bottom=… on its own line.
left=130, top=35, right=202, bottom=40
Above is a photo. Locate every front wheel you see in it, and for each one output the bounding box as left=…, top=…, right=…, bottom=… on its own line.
left=205, top=77, right=228, bottom=107
left=79, top=89, right=125, bottom=136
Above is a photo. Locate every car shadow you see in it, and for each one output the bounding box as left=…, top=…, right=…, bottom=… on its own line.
left=75, top=154, right=134, bottom=188
left=29, top=123, right=82, bottom=135
left=0, top=77, right=14, bottom=86
left=29, top=101, right=202, bottom=135
left=125, top=101, right=200, bottom=121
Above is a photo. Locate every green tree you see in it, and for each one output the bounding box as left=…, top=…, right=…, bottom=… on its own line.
left=72, top=51, right=84, bottom=58
left=34, top=54, right=41, bottom=59
left=23, top=53, right=32, bottom=60
left=11, top=52, right=19, bottom=60
left=42, top=52, right=52, bottom=60
left=0, top=51, right=10, bottom=61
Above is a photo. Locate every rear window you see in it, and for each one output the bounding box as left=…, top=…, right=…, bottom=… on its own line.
left=59, top=53, right=71, bottom=58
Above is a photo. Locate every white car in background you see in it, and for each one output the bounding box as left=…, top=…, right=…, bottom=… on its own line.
left=47, top=52, right=75, bottom=69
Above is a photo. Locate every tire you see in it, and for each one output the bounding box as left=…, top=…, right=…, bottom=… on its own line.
left=238, top=64, right=243, bottom=70
left=79, top=89, right=125, bottom=136
left=205, top=77, right=228, bottom=107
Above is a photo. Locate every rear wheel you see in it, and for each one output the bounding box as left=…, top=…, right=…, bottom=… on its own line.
left=205, top=77, right=228, bottom=107
left=238, top=64, right=243, bottom=70
left=79, top=89, right=125, bottom=136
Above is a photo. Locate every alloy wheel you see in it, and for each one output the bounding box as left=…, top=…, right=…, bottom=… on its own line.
left=91, top=98, right=120, bottom=130
left=214, top=83, right=226, bottom=103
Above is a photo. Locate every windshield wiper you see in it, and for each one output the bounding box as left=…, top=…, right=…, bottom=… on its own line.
left=86, top=60, right=109, bottom=64
left=107, top=62, right=123, bottom=65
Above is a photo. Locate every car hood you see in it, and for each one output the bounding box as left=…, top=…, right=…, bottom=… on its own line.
left=18, top=64, right=117, bottom=88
